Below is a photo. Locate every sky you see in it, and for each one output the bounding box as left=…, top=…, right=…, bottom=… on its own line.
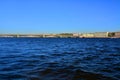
left=0, top=0, right=120, bottom=34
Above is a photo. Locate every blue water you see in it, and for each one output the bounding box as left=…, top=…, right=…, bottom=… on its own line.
left=0, top=38, right=120, bottom=80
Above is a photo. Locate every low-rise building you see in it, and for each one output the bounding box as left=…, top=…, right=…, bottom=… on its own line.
left=81, top=33, right=94, bottom=38
left=73, top=33, right=79, bottom=37
left=114, top=32, right=120, bottom=38
left=94, top=32, right=108, bottom=38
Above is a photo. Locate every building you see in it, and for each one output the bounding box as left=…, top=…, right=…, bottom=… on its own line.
left=94, top=32, right=108, bottom=38
left=73, top=33, right=79, bottom=37
left=114, top=32, right=120, bottom=38
left=81, top=33, right=94, bottom=38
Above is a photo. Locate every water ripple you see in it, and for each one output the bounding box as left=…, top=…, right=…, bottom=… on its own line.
left=0, top=38, right=120, bottom=80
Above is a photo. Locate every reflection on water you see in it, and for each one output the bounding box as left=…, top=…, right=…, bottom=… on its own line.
left=0, top=38, right=120, bottom=80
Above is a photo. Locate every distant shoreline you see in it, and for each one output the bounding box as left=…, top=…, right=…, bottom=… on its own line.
left=0, top=36, right=120, bottom=38
left=0, top=32, right=120, bottom=38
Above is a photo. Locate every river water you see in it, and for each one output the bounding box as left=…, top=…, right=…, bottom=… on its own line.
left=0, top=38, right=120, bottom=80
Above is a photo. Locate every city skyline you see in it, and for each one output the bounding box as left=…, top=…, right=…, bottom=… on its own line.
left=0, top=0, right=120, bottom=34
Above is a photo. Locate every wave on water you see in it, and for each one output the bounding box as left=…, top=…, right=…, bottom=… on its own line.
left=0, top=38, right=120, bottom=80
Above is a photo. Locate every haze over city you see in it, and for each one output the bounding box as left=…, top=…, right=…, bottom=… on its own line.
left=0, top=0, right=120, bottom=34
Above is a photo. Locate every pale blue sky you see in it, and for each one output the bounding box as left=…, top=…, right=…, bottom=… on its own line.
left=0, top=0, right=120, bottom=34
